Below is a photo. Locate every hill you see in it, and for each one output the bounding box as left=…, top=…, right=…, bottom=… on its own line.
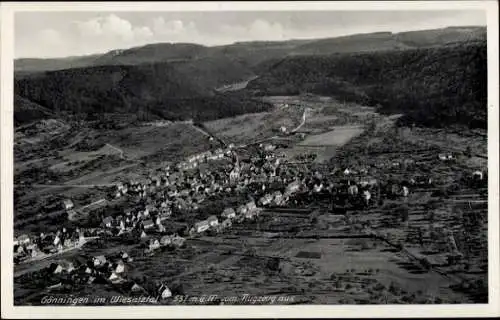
left=246, top=41, right=487, bottom=129
left=14, top=95, right=55, bottom=126
left=14, top=63, right=270, bottom=123
left=14, top=26, right=486, bottom=73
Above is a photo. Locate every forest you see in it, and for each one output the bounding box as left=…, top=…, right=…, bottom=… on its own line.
left=14, top=62, right=270, bottom=124
left=247, top=41, right=487, bottom=128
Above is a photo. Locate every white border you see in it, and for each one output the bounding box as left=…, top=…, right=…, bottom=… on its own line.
left=1, top=1, right=499, bottom=318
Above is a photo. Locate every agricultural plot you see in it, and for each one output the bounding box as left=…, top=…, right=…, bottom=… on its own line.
left=299, top=126, right=365, bottom=147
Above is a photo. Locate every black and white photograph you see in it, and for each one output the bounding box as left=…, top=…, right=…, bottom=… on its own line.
left=1, top=1, right=499, bottom=318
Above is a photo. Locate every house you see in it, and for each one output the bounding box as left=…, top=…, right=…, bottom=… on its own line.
left=120, top=251, right=132, bottom=262
left=273, top=191, right=284, bottom=205
left=172, top=235, right=186, bottom=247
left=130, top=282, right=145, bottom=294
left=259, top=194, right=273, bottom=206
left=108, top=271, right=124, bottom=284
left=246, top=201, right=257, bottom=212
left=160, top=208, right=171, bottom=220
left=207, top=215, right=219, bottom=227
left=157, top=223, right=166, bottom=233
left=313, top=183, right=324, bottom=193
left=102, top=216, right=114, bottom=228
left=263, top=143, right=276, bottom=151
left=62, top=199, right=74, bottom=210
left=15, top=245, right=25, bottom=255
left=221, top=218, right=232, bottom=229
left=160, top=235, right=172, bottom=246
left=348, top=185, right=359, bottom=196
left=16, top=234, right=31, bottom=245
left=221, top=208, right=236, bottom=219
left=194, top=220, right=210, bottom=233
left=438, top=153, right=454, bottom=161
left=145, top=204, right=156, bottom=216
left=359, top=178, right=378, bottom=188
left=158, top=284, right=172, bottom=299
left=149, top=239, right=161, bottom=251
left=285, top=181, right=301, bottom=195
left=93, top=255, right=107, bottom=267
left=402, top=186, right=409, bottom=197
left=53, top=234, right=61, bottom=246
left=143, top=219, right=155, bottom=230
left=245, top=209, right=257, bottom=219
left=362, top=190, right=371, bottom=205
left=472, top=170, right=484, bottom=181
left=237, top=205, right=248, bottom=216
left=140, top=230, right=148, bottom=239
left=55, top=260, right=75, bottom=274
left=229, top=167, right=240, bottom=182
left=119, top=219, right=126, bottom=230
left=113, top=260, right=126, bottom=274
left=343, top=168, right=351, bottom=175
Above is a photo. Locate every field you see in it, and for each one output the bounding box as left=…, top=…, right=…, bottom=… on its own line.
left=299, top=126, right=365, bottom=147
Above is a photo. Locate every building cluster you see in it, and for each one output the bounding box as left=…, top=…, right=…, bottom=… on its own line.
left=14, top=227, right=100, bottom=264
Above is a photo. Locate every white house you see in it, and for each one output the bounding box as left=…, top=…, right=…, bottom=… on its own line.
left=222, top=208, right=236, bottom=219
left=260, top=194, right=274, bottom=206
left=229, top=168, right=240, bottom=182
left=363, top=190, right=371, bottom=205
left=472, top=170, right=484, bottom=181
left=160, top=235, right=172, bottom=246
left=207, top=215, right=219, bottom=227
left=348, top=185, right=359, bottom=196
left=93, top=255, right=107, bottom=267
left=108, top=272, right=124, bottom=284
left=102, top=216, right=114, bottom=228
left=273, top=192, right=284, bottom=205
left=62, top=199, right=74, bottom=210
left=285, top=181, right=301, bottom=195
left=114, top=260, right=126, bottom=274
left=158, top=284, right=172, bottom=299
left=402, top=186, right=409, bottom=197
left=17, top=234, right=31, bottom=245
left=237, top=205, right=248, bottom=216
left=194, top=220, right=210, bottom=233
left=149, top=239, right=161, bottom=251
left=143, top=219, right=155, bottom=230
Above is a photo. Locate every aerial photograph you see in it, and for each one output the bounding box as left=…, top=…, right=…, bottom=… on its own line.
left=11, top=9, right=488, bottom=306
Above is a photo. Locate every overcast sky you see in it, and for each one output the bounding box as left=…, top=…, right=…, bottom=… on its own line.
left=14, top=10, right=486, bottom=59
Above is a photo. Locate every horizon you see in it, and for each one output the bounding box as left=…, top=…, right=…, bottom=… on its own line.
left=14, top=10, right=486, bottom=59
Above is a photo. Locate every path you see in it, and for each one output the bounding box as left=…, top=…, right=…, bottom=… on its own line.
left=291, top=108, right=311, bottom=133
left=105, top=143, right=125, bottom=159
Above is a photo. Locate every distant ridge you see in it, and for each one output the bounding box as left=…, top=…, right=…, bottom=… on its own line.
left=15, top=26, right=486, bottom=73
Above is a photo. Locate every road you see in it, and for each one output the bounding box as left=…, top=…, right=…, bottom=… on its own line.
left=291, top=107, right=311, bottom=133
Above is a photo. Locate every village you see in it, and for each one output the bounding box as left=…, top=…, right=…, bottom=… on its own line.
left=13, top=107, right=488, bottom=305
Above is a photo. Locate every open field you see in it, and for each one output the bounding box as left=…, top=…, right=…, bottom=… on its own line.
left=299, top=125, right=365, bottom=147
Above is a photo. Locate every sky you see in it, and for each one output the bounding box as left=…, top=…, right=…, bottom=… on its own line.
left=14, top=10, right=487, bottom=59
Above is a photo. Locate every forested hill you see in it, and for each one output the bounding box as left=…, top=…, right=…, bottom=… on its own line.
left=14, top=63, right=270, bottom=123
left=15, top=26, right=485, bottom=73
left=246, top=41, right=487, bottom=129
